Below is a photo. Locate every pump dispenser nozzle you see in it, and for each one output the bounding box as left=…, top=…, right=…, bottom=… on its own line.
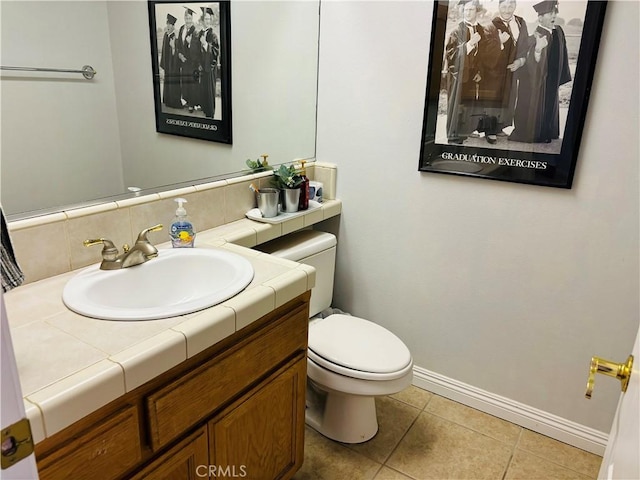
left=175, top=198, right=187, bottom=216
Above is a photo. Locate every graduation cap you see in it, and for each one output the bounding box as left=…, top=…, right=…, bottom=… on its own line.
left=200, top=6, right=214, bottom=16
left=166, top=13, right=177, bottom=25
left=533, top=0, right=558, bottom=15
left=183, top=7, right=195, bottom=16
left=457, top=0, right=480, bottom=8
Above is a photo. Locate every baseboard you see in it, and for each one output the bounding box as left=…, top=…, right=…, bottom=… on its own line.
left=412, top=365, right=608, bottom=456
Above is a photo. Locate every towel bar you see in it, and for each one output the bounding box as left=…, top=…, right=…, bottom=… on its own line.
left=0, top=64, right=96, bottom=80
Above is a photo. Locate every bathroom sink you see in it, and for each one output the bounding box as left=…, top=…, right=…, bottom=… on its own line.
left=62, top=248, right=254, bottom=320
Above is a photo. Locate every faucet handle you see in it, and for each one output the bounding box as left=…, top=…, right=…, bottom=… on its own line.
left=136, top=224, right=163, bottom=243
left=83, top=238, right=118, bottom=261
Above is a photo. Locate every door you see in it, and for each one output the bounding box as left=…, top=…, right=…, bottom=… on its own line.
left=1, top=293, right=40, bottom=479
left=595, top=327, right=639, bottom=480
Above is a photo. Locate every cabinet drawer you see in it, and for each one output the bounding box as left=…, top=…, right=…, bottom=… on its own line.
left=146, top=303, right=308, bottom=450
left=37, top=406, right=141, bottom=480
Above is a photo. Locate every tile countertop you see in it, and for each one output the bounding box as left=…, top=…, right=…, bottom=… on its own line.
left=3, top=200, right=341, bottom=444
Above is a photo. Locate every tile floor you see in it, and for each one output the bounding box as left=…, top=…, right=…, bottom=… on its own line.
left=293, top=386, right=602, bottom=480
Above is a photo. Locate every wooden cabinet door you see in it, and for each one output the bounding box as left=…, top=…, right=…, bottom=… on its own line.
left=147, top=303, right=308, bottom=451
left=37, top=406, right=141, bottom=480
left=130, top=426, right=208, bottom=480
left=209, top=356, right=306, bottom=480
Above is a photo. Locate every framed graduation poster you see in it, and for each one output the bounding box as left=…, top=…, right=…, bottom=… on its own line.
left=418, top=0, right=607, bottom=188
left=148, top=1, right=232, bottom=144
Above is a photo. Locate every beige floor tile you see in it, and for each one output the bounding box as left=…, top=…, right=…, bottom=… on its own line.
left=387, top=412, right=513, bottom=479
left=390, top=385, right=433, bottom=410
left=517, top=430, right=602, bottom=478
left=505, top=450, right=594, bottom=480
left=293, top=427, right=382, bottom=480
left=295, top=385, right=603, bottom=480
left=344, top=397, right=421, bottom=463
left=374, top=466, right=416, bottom=480
left=425, top=395, right=522, bottom=445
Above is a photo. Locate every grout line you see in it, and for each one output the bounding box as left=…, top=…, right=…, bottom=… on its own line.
left=421, top=391, right=525, bottom=447
left=382, top=465, right=420, bottom=480
left=380, top=397, right=423, bottom=477
left=501, top=453, right=514, bottom=480
left=501, top=428, right=523, bottom=480
left=370, top=463, right=384, bottom=479
left=514, top=442, right=600, bottom=479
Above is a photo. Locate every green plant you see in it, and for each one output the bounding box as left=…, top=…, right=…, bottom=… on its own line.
left=272, top=164, right=303, bottom=189
left=245, top=156, right=273, bottom=172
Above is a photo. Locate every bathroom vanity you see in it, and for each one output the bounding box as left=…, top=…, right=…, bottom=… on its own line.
left=34, top=291, right=310, bottom=480
left=5, top=206, right=341, bottom=480
left=4, top=164, right=340, bottom=479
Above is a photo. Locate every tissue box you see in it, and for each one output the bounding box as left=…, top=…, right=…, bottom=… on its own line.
left=309, top=181, right=323, bottom=203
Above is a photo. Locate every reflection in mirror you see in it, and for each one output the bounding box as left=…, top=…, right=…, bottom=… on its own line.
left=0, top=0, right=319, bottom=219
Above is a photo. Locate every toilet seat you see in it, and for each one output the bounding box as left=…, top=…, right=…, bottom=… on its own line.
left=308, top=314, right=412, bottom=381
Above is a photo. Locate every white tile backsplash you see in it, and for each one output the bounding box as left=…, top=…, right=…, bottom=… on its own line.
left=7, top=164, right=337, bottom=285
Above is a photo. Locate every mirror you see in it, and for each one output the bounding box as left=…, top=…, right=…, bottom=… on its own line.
left=0, top=0, right=319, bottom=219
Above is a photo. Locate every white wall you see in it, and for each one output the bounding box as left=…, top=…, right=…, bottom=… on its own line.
left=316, top=0, right=639, bottom=435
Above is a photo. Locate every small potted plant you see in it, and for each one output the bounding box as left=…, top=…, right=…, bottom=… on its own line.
left=272, top=164, right=303, bottom=213
left=245, top=154, right=273, bottom=173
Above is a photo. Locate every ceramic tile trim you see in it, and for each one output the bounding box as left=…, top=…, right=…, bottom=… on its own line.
left=7, top=161, right=338, bottom=285
left=171, top=306, right=236, bottom=359
left=109, top=330, right=187, bottom=392
left=193, top=200, right=341, bottom=250
left=225, top=285, right=277, bottom=331
left=26, top=359, right=126, bottom=437
left=24, top=400, right=46, bottom=444
left=263, top=269, right=309, bottom=309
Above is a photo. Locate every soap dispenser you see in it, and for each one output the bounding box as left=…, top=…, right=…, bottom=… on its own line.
left=298, top=160, right=310, bottom=211
left=170, top=198, right=195, bottom=248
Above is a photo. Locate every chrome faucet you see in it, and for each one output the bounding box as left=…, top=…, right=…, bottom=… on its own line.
left=84, top=224, right=163, bottom=270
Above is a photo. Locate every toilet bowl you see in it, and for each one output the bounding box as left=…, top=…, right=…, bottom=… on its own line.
left=256, top=230, right=413, bottom=443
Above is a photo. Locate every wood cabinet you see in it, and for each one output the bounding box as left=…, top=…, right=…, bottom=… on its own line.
left=34, top=292, right=310, bottom=480
left=130, top=427, right=208, bottom=480
left=37, top=407, right=142, bottom=480
left=209, top=356, right=306, bottom=479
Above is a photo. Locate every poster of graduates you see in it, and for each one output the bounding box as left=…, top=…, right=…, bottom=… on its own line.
left=419, top=0, right=607, bottom=188
left=149, top=1, right=232, bottom=144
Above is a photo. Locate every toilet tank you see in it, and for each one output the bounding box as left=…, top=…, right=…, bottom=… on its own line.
left=255, top=230, right=336, bottom=317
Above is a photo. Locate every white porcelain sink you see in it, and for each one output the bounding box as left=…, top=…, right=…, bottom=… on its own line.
left=62, top=248, right=254, bottom=320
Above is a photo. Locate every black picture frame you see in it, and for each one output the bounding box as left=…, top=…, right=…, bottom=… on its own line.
left=418, top=1, right=607, bottom=188
left=148, top=1, right=232, bottom=143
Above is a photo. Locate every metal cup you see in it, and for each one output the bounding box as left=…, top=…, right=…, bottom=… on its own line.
left=256, top=188, right=279, bottom=218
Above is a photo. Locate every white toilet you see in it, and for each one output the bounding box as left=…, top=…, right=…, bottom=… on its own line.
left=256, top=230, right=413, bottom=443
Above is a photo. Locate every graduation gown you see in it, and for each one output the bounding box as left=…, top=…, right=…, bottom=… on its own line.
left=177, top=24, right=197, bottom=107
left=444, top=21, right=498, bottom=141
left=486, top=15, right=531, bottom=125
left=159, top=32, right=182, bottom=108
left=198, top=28, right=220, bottom=119
left=509, top=25, right=571, bottom=143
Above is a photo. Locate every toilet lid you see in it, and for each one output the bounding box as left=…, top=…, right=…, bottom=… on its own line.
left=308, top=315, right=412, bottom=376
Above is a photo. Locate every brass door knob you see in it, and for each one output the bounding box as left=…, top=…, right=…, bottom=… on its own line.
left=585, top=355, right=633, bottom=399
